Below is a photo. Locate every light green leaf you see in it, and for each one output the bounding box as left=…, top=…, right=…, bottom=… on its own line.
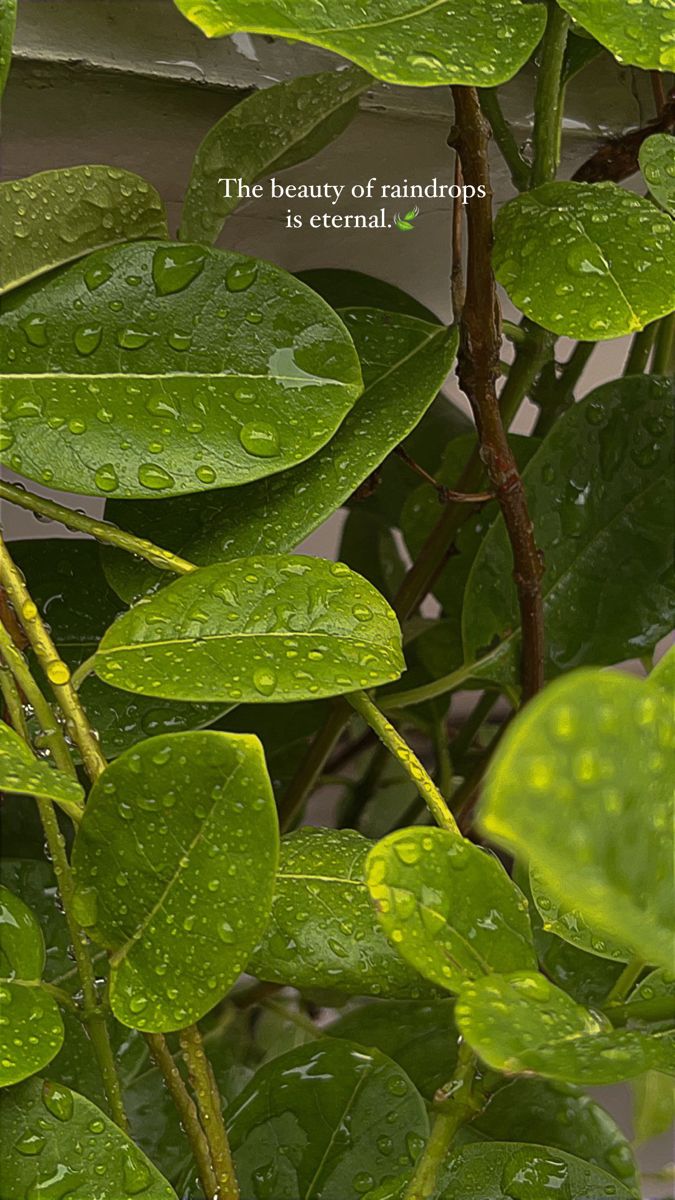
left=94, top=555, right=404, bottom=704
left=0, top=720, right=84, bottom=816
left=456, top=971, right=674, bottom=1085
left=249, top=828, right=436, bottom=998
left=626, top=968, right=675, bottom=1073
left=0, top=0, right=15, bottom=97
left=0, top=166, right=168, bottom=295
left=0, top=240, right=362, bottom=498
left=493, top=182, right=675, bottom=339
left=173, top=0, right=546, bottom=88
left=633, top=1071, right=675, bottom=1144
left=0, top=1077, right=177, bottom=1197
left=226, top=1039, right=429, bottom=1199
left=529, top=867, right=631, bottom=963
left=479, top=669, right=674, bottom=972
left=463, top=376, right=675, bottom=686
left=433, top=1141, right=635, bottom=1200
left=180, top=66, right=369, bottom=242
left=71, top=731, right=279, bottom=1030
left=102, top=310, right=458, bottom=603
left=365, top=827, right=536, bottom=993
left=328, top=999, right=458, bottom=1100
left=559, top=0, right=675, bottom=71
left=0, top=887, right=64, bottom=1085
left=650, top=644, right=675, bottom=703
left=640, top=133, right=675, bottom=217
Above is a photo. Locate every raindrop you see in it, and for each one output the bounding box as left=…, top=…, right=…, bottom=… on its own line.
left=152, top=245, right=206, bottom=296
left=138, top=463, right=174, bottom=491
left=239, top=423, right=280, bottom=458
left=225, top=260, right=258, bottom=292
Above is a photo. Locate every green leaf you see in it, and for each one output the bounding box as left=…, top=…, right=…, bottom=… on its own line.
left=493, top=182, right=675, bottom=339
left=0, top=720, right=84, bottom=816
left=463, top=376, right=675, bottom=685
left=0, top=859, right=72, bottom=983
left=249, top=828, right=436, bottom=999
left=529, top=867, right=631, bottom=963
left=633, top=1071, right=675, bottom=1144
left=650, top=644, right=675, bottom=703
left=640, top=133, right=675, bottom=217
left=0, top=0, right=15, bottom=97
left=365, top=827, right=536, bottom=993
left=559, top=0, right=675, bottom=71
left=479, top=669, right=674, bottom=972
left=94, top=555, right=404, bottom=704
left=219, top=699, right=329, bottom=795
left=0, top=240, right=362, bottom=498
left=456, top=971, right=673, bottom=1085
left=0, top=167, right=168, bottom=295
left=328, top=999, right=458, bottom=1100
left=0, top=886, right=64, bottom=1085
left=433, top=1141, right=635, bottom=1199
left=296, top=269, right=439, bottom=321
left=102, top=310, right=457, bottom=603
left=0, top=1078, right=177, bottom=1198
left=173, top=0, right=546, bottom=87
left=71, top=730, right=279, bottom=1030
left=180, top=66, right=368, bottom=242
left=226, top=1039, right=429, bottom=1199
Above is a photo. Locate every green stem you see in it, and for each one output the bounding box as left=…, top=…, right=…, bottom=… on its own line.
left=450, top=691, right=497, bottom=764
left=531, top=1, right=570, bottom=188
left=179, top=1024, right=240, bottom=1200
left=0, top=481, right=196, bottom=578
left=534, top=340, right=595, bottom=436
left=347, top=691, right=459, bottom=835
left=383, top=649, right=501, bottom=711
left=478, top=89, right=531, bottom=191
left=0, top=657, right=31, bottom=741
left=652, top=312, right=675, bottom=375
left=604, top=956, right=645, bottom=1005
left=403, top=1042, right=477, bottom=1200
left=624, top=322, right=658, bottom=375
left=0, top=619, right=78, bottom=780
left=145, top=1031, right=217, bottom=1200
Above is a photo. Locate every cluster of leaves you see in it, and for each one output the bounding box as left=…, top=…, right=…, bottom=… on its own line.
left=0, top=0, right=673, bottom=1197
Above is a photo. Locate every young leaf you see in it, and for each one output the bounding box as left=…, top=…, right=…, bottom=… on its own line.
left=71, top=731, right=279, bottom=1030
left=493, top=182, right=675, bottom=339
left=94, top=556, right=404, bottom=704
left=0, top=1078, right=177, bottom=1198
left=173, top=0, right=546, bottom=87
left=0, top=0, right=15, bottom=97
left=0, top=720, right=84, bottom=815
left=529, top=867, right=631, bottom=963
left=0, top=240, right=362, bottom=498
left=432, top=1141, right=635, bottom=1200
left=559, top=0, right=675, bottom=72
left=0, top=887, right=64, bottom=1085
left=226, top=1039, right=429, bottom=1199
left=328, top=999, right=459, bottom=1100
left=365, top=827, right=536, bottom=993
left=478, top=670, right=674, bottom=972
left=0, top=166, right=167, bottom=294
left=640, top=133, right=675, bottom=217
left=180, top=66, right=369, bottom=242
left=463, top=375, right=674, bottom=685
left=249, top=828, right=437, bottom=999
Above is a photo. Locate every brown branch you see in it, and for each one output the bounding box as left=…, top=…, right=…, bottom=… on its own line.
left=572, top=88, right=675, bottom=184
left=450, top=86, right=545, bottom=701
left=451, top=153, right=465, bottom=320
left=395, top=446, right=493, bottom=503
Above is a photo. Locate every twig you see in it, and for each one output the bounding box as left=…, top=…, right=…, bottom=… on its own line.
left=395, top=446, right=492, bottom=503
left=145, top=1032, right=218, bottom=1200
left=478, top=88, right=531, bottom=192
left=625, top=323, right=658, bottom=375
left=531, top=1, right=570, bottom=188
left=403, top=1041, right=477, bottom=1200
left=451, top=153, right=465, bottom=319
left=179, top=1025, right=240, bottom=1200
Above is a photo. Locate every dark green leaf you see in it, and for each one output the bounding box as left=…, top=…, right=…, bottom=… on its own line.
left=296, top=269, right=439, bottom=321
left=493, top=183, right=675, bottom=339
left=434, top=1141, right=635, bottom=1199
left=0, top=167, right=167, bottom=294
left=328, top=999, right=458, bottom=1100
left=0, top=859, right=73, bottom=983
left=0, top=240, right=362, bottom=498
left=365, top=827, right=536, bottom=993
left=71, top=730, right=279, bottom=1030
left=0, top=0, right=15, bottom=97
left=249, top=828, right=436, bottom=999
left=94, top=556, right=404, bottom=704
left=173, top=0, right=546, bottom=87
left=640, top=133, right=675, bottom=217
left=0, top=886, right=64, bottom=1085
left=226, top=1039, right=429, bottom=1199
left=559, top=0, right=675, bottom=71
left=0, top=1077, right=177, bottom=1198
left=180, top=67, right=369, bottom=242
left=0, top=720, right=84, bottom=815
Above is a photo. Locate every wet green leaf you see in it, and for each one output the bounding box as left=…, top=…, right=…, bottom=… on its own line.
left=559, top=0, right=675, bottom=71
left=0, top=859, right=73, bottom=983
left=0, top=0, right=15, bottom=97
left=94, top=555, right=403, bottom=704
left=180, top=66, right=369, bottom=242
left=102, top=310, right=457, bottom=602
left=529, top=867, right=631, bottom=963
left=493, top=183, right=675, bottom=339
left=650, top=645, right=675, bottom=703
left=296, top=269, right=438, bottom=321
left=249, top=828, right=436, bottom=999
left=0, top=886, right=64, bottom=1085
left=0, top=1077, right=177, bottom=1198
left=433, top=1141, right=635, bottom=1199
left=0, top=239, right=362, bottom=498
left=479, top=670, right=674, bottom=972
left=218, top=700, right=328, bottom=794
left=365, top=827, right=536, bottom=993
left=174, top=0, right=546, bottom=87
left=226, top=1039, right=429, bottom=1199
left=328, top=999, right=458, bottom=1100
left=463, top=376, right=675, bottom=685
left=0, top=166, right=167, bottom=295
left=633, top=1070, right=675, bottom=1144
left=0, top=720, right=84, bottom=815
left=71, top=730, right=279, bottom=1030
left=640, top=133, right=675, bottom=217
left=625, top=969, right=675, bottom=1072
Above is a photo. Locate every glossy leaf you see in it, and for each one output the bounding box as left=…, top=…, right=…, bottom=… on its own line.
left=479, top=670, right=674, bottom=972
left=103, top=310, right=458, bottom=602
left=456, top=971, right=674, bottom=1085
left=328, top=1000, right=458, bottom=1100
left=0, top=0, right=15, bottom=97
left=0, top=719, right=84, bottom=813
left=0, top=859, right=72, bottom=983
left=71, top=731, right=279, bottom=1030
left=226, top=1039, right=429, bottom=1200
left=249, top=828, right=436, bottom=999
left=296, top=269, right=438, bottom=321
left=219, top=699, right=328, bottom=794
left=0, top=166, right=167, bottom=295
left=365, top=827, right=536, bottom=993
left=559, top=0, right=675, bottom=71
left=94, top=555, right=404, bottom=704
left=640, top=133, right=675, bottom=217
left=180, top=66, right=368, bottom=242
left=463, top=376, right=675, bottom=685
left=493, top=182, right=675, bottom=339
left=174, top=0, right=546, bottom=88
left=0, top=887, right=64, bottom=1085
left=0, top=240, right=362, bottom=498
left=529, top=867, right=631, bottom=963
left=433, top=1141, right=635, bottom=1200
left=627, top=969, right=675, bottom=1073
left=0, top=1078, right=177, bottom=1198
